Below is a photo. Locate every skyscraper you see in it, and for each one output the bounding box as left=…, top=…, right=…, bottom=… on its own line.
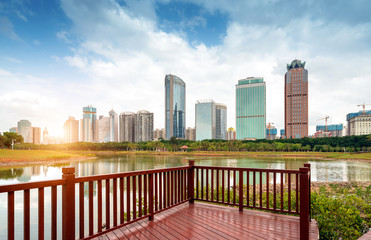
left=98, top=115, right=110, bottom=143
left=64, top=116, right=79, bottom=143
left=195, top=100, right=216, bottom=141
left=17, top=120, right=33, bottom=143
left=284, top=60, right=308, bottom=138
left=32, top=127, right=41, bottom=144
left=81, top=105, right=98, bottom=142
left=236, top=77, right=266, bottom=139
left=119, top=112, right=136, bottom=142
left=109, top=109, right=119, bottom=142
left=165, top=74, right=186, bottom=139
left=135, top=110, right=153, bottom=142
left=43, top=127, right=49, bottom=144
left=216, top=103, right=227, bottom=140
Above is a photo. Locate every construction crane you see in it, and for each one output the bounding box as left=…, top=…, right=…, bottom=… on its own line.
left=357, top=103, right=371, bottom=114
left=317, top=116, right=330, bottom=132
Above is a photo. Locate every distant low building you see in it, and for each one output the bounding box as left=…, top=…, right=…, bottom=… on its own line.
left=314, top=130, right=332, bottom=138
left=266, top=126, right=277, bottom=140
left=316, top=124, right=343, bottom=137
left=9, top=127, right=17, bottom=133
left=227, top=127, right=236, bottom=140
left=346, top=110, right=371, bottom=136
left=153, top=128, right=166, bottom=140
left=185, top=127, right=196, bottom=141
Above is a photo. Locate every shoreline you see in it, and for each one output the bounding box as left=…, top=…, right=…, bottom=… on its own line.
left=1, top=150, right=371, bottom=168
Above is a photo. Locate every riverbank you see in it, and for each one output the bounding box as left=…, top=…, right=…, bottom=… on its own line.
left=1, top=149, right=371, bottom=167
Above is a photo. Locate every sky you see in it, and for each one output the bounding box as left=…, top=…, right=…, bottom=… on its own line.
left=0, top=0, right=370, bottom=137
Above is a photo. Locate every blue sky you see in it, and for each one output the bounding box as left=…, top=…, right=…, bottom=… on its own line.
left=1, top=0, right=371, bottom=137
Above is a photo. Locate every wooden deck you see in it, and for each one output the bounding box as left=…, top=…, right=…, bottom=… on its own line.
left=95, top=202, right=319, bottom=240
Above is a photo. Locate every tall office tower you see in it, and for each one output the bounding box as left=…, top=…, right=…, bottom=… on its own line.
left=135, top=110, right=154, bottom=142
left=153, top=128, right=166, bottom=140
left=285, top=60, right=308, bottom=139
left=236, top=77, right=266, bottom=139
left=185, top=127, right=196, bottom=141
left=64, top=116, right=79, bottom=143
left=17, top=120, right=33, bottom=143
left=195, top=100, right=216, bottom=141
left=81, top=105, right=98, bottom=142
left=165, top=74, right=186, bottom=139
left=109, top=109, right=119, bottom=142
left=216, top=103, right=227, bottom=140
left=32, top=127, right=41, bottom=144
left=227, top=127, right=236, bottom=140
left=119, top=112, right=136, bottom=142
left=98, top=115, right=110, bottom=143
left=43, top=127, right=49, bottom=144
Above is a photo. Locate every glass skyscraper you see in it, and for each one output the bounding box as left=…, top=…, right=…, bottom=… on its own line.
left=236, top=77, right=266, bottom=139
left=216, top=103, right=227, bottom=140
left=195, top=100, right=216, bottom=140
left=165, top=74, right=186, bottom=139
left=81, top=105, right=98, bottom=142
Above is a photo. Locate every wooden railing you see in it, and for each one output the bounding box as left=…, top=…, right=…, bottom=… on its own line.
left=0, top=161, right=311, bottom=240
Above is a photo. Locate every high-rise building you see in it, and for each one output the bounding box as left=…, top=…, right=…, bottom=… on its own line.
left=165, top=74, right=186, bottom=139
left=284, top=60, right=308, bottom=139
left=64, top=116, right=79, bottom=143
left=236, top=77, right=266, bottom=139
left=119, top=112, right=136, bottom=142
left=135, top=110, right=153, bottom=142
left=216, top=103, right=227, bottom=140
left=17, top=120, right=33, bottom=143
left=98, top=115, right=110, bottom=143
left=32, top=127, right=41, bottom=144
left=81, top=105, right=98, bottom=142
left=346, top=110, right=371, bottom=136
left=227, top=127, right=236, bottom=140
left=109, top=109, right=119, bottom=142
left=195, top=100, right=216, bottom=141
left=185, top=127, right=196, bottom=141
left=266, top=124, right=277, bottom=140
left=316, top=124, right=343, bottom=137
left=43, top=127, right=49, bottom=144
left=153, top=128, right=166, bottom=140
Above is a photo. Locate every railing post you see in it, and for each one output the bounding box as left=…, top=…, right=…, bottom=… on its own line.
left=62, top=167, right=75, bottom=240
left=300, top=167, right=310, bottom=240
left=188, top=160, right=195, bottom=203
left=239, top=170, right=243, bottom=212
left=304, top=163, right=311, bottom=221
left=148, top=173, right=154, bottom=220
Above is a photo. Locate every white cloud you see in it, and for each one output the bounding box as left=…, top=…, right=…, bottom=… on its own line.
left=0, top=17, right=21, bottom=41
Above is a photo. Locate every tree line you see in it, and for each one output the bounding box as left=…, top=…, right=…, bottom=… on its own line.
left=6, top=133, right=371, bottom=152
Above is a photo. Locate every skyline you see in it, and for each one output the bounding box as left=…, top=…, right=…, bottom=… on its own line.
left=1, top=0, right=371, bottom=136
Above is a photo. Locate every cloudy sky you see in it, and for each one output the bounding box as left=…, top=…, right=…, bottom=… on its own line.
left=0, top=0, right=370, bottom=137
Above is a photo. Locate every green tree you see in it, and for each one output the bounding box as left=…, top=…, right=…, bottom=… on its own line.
left=2, top=132, right=24, bottom=148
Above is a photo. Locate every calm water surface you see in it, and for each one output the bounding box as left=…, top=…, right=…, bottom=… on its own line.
left=0, top=155, right=370, bottom=239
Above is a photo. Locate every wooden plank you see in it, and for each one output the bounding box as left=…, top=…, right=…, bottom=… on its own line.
left=38, top=187, right=44, bottom=240
left=132, top=176, right=136, bottom=220
left=98, top=180, right=102, bottom=232
left=120, top=177, right=124, bottom=224
left=8, top=191, right=14, bottom=240
left=89, top=181, right=94, bottom=235
left=79, top=182, right=84, bottom=238
left=24, top=189, right=30, bottom=240
left=138, top=175, right=142, bottom=218
left=51, top=186, right=57, bottom=240
left=126, top=177, right=131, bottom=222
left=113, top=178, right=117, bottom=227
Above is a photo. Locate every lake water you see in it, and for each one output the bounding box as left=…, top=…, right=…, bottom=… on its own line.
left=0, top=155, right=370, bottom=239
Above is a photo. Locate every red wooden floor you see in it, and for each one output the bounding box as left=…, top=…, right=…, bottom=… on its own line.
left=92, top=202, right=319, bottom=240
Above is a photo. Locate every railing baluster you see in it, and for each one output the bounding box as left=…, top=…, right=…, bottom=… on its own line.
left=154, top=173, right=158, bottom=211
left=138, top=175, right=142, bottom=218
left=227, top=170, right=230, bottom=203
left=288, top=173, right=291, bottom=212
left=266, top=172, right=269, bottom=209
left=120, top=177, right=124, bottom=224
left=8, top=191, right=14, bottom=240
left=170, top=171, right=174, bottom=205
left=113, top=178, right=117, bottom=226
left=62, top=167, right=75, bottom=240
left=281, top=173, right=284, bottom=211
left=106, top=179, right=111, bottom=230
left=166, top=171, right=170, bottom=207
left=216, top=169, right=219, bottom=203
left=206, top=169, right=209, bottom=201
left=51, top=186, right=57, bottom=240
left=148, top=173, right=154, bottom=220
left=98, top=180, right=102, bottom=232
left=196, top=168, right=199, bottom=200
left=89, top=181, right=94, bottom=235
left=201, top=168, right=204, bottom=200
left=222, top=170, right=225, bottom=203
left=211, top=169, right=214, bottom=201
left=177, top=170, right=180, bottom=203
left=144, top=174, right=147, bottom=215
left=253, top=171, right=256, bottom=207
left=296, top=173, right=299, bottom=213
left=39, top=187, right=44, bottom=240
left=126, top=177, right=131, bottom=222
left=259, top=172, right=262, bottom=208
left=233, top=170, right=236, bottom=204
left=158, top=172, right=162, bottom=210
left=239, top=170, right=243, bottom=211
left=273, top=172, right=276, bottom=210
left=24, top=189, right=30, bottom=240
left=132, top=176, right=136, bottom=220
left=79, top=183, right=84, bottom=238
left=246, top=171, right=249, bottom=207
